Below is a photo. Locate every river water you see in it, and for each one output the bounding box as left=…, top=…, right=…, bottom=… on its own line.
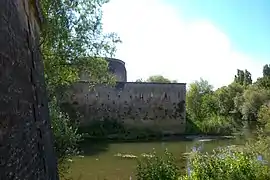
left=70, top=137, right=241, bottom=180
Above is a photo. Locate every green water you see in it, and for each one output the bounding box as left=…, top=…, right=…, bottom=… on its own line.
left=70, top=137, right=240, bottom=180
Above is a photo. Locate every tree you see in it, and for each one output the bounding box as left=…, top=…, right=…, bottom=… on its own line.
left=201, top=93, right=219, bottom=117
left=241, top=86, right=270, bottom=122
left=186, top=78, right=214, bottom=121
left=263, top=64, right=270, bottom=77
left=40, top=0, right=121, bottom=177
left=255, top=64, right=270, bottom=89
left=234, top=69, right=245, bottom=85
left=234, top=69, right=252, bottom=86
left=215, top=82, right=244, bottom=116
left=256, top=77, right=270, bottom=90
left=258, top=104, right=270, bottom=131
left=146, top=75, right=173, bottom=83
left=136, top=76, right=177, bottom=83
left=41, top=0, right=121, bottom=97
left=244, top=69, right=252, bottom=86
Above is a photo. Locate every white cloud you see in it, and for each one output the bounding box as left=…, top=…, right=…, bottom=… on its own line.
left=102, top=0, right=263, bottom=88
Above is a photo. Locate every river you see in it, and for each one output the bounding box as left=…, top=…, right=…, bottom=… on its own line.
left=69, top=137, right=241, bottom=180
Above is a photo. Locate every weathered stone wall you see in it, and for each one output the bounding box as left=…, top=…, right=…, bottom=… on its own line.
left=65, top=81, right=186, bottom=134
left=107, top=58, right=127, bottom=82
left=0, top=0, right=58, bottom=179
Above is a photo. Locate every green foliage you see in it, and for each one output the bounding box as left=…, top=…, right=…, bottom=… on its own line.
left=215, top=82, right=244, bottom=116
left=234, top=69, right=252, bottom=87
left=146, top=75, right=176, bottom=83
left=186, top=78, right=213, bottom=122
left=185, top=114, right=201, bottom=134
left=200, top=93, right=219, bottom=117
left=182, top=64, right=270, bottom=179
left=49, top=99, right=82, bottom=178
left=136, top=75, right=177, bottom=83
left=135, top=138, right=270, bottom=180
left=196, top=115, right=234, bottom=135
left=41, top=0, right=120, bottom=97
left=245, top=131, right=270, bottom=163
left=256, top=76, right=270, bottom=89
left=186, top=65, right=270, bottom=135
left=40, top=1, right=121, bottom=178
left=263, top=64, right=270, bottom=77
left=181, top=148, right=270, bottom=180
left=240, top=85, right=270, bottom=122
left=258, top=105, right=270, bottom=131
left=186, top=79, right=236, bottom=134
left=255, top=64, right=270, bottom=89
left=136, top=150, right=180, bottom=180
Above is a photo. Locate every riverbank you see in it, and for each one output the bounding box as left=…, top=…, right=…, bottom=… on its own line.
left=81, top=133, right=236, bottom=143
left=70, top=137, right=242, bottom=180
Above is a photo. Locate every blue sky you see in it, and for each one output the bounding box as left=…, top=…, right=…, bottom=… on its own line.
left=102, top=0, right=270, bottom=88
left=172, top=0, right=270, bottom=59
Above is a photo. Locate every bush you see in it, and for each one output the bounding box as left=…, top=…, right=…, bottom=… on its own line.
left=245, top=130, right=270, bottom=163
left=181, top=147, right=270, bottom=180
left=136, top=149, right=180, bottom=180
left=49, top=99, right=82, bottom=178
left=196, top=115, right=234, bottom=135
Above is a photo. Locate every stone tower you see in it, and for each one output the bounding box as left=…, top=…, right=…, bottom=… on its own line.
left=106, top=58, right=127, bottom=82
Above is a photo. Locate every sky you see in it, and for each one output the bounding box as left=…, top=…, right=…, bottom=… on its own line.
left=102, top=0, right=270, bottom=88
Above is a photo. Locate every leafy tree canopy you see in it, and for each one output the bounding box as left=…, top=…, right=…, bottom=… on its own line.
left=41, top=0, right=121, bottom=97
left=145, top=75, right=177, bottom=83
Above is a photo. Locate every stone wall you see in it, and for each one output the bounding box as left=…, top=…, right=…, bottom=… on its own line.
left=0, top=0, right=58, bottom=179
left=65, top=81, right=186, bottom=134
left=107, top=58, right=127, bottom=82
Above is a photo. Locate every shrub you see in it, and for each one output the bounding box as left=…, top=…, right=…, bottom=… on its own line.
left=49, top=99, right=82, bottom=178
left=197, top=115, right=234, bottom=135
left=181, top=147, right=270, bottom=180
left=136, top=149, right=180, bottom=180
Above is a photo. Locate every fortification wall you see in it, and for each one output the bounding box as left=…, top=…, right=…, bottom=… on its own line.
left=65, top=81, right=186, bottom=134
left=0, top=1, right=58, bottom=179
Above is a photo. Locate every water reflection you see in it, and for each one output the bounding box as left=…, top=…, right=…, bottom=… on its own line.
left=71, top=138, right=241, bottom=180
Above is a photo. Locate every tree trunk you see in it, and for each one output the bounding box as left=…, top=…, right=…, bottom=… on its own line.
left=0, top=0, right=58, bottom=179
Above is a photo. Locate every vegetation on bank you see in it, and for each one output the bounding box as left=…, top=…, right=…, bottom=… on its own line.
left=136, top=134, right=270, bottom=180
left=136, top=105, right=270, bottom=180
left=185, top=66, right=270, bottom=135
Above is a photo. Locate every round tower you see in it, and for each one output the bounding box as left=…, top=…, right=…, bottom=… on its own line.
left=106, top=58, right=127, bottom=82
